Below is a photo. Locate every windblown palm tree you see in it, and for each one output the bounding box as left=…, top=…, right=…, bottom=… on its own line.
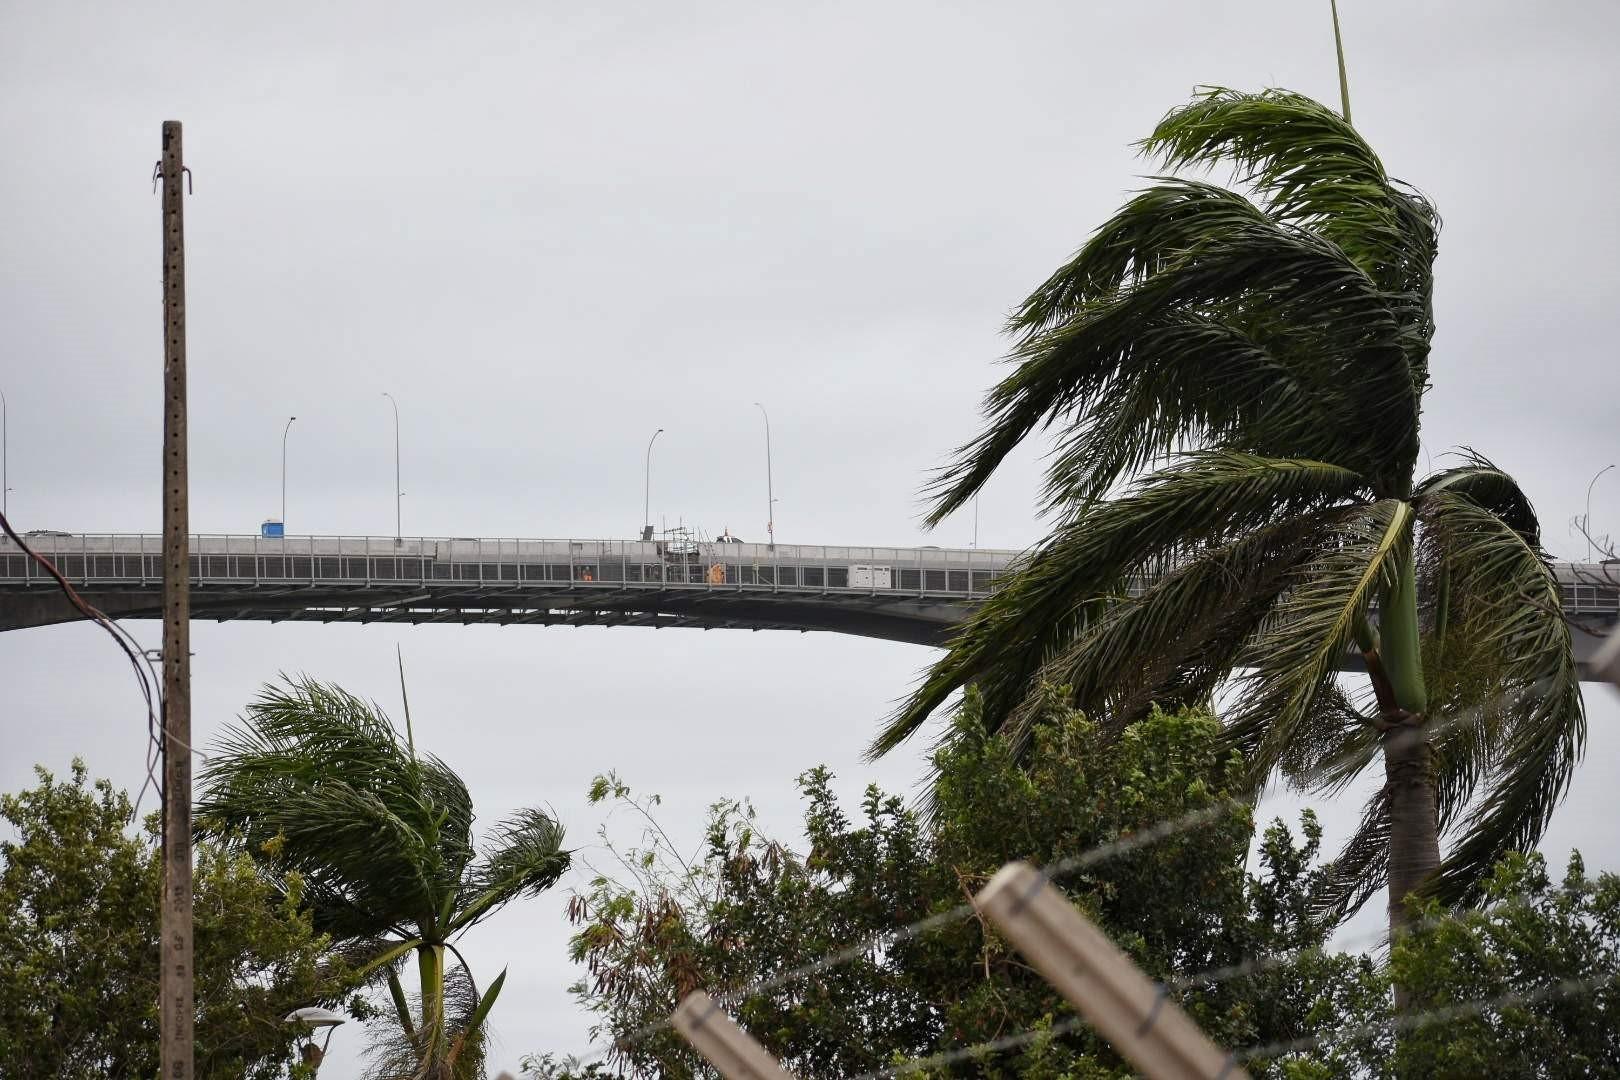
left=873, top=89, right=1584, bottom=967
left=198, top=677, right=570, bottom=1079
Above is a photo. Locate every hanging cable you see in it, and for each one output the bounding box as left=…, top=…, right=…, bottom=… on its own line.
left=0, top=513, right=170, bottom=816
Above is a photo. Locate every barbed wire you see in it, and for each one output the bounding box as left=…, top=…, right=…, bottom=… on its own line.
left=850, top=966, right=1619, bottom=1078
left=847, top=1015, right=1089, bottom=1079
left=855, top=884, right=1554, bottom=1078
left=562, top=795, right=1249, bottom=1068
left=1237, top=968, right=1620, bottom=1066
left=558, top=678, right=1574, bottom=1071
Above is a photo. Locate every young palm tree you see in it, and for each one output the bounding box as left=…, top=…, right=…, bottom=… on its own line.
left=873, top=89, right=1584, bottom=970
left=198, top=677, right=570, bottom=1078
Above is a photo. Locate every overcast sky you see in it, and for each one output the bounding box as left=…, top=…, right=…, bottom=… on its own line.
left=3, top=0, right=1617, bottom=1074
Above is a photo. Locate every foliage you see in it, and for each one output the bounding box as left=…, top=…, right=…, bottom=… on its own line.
left=1275, top=851, right=1620, bottom=1078
left=197, top=676, right=571, bottom=1080
left=0, top=761, right=366, bottom=1079
left=1378, top=852, right=1620, bottom=1078
left=526, top=696, right=1383, bottom=1078
left=875, top=87, right=1583, bottom=936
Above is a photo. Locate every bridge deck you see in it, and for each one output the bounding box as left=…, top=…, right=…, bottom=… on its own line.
left=0, top=534, right=1024, bottom=645
left=2, top=535, right=1615, bottom=656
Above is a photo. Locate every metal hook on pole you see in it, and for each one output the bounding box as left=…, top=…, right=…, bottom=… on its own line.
left=151, top=163, right=194, bottom=194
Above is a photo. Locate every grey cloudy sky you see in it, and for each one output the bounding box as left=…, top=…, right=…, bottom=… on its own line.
left=3, top=0, right=1617, bottom=1073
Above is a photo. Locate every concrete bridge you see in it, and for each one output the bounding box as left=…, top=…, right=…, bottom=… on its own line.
left=2, top=533, right=1615, bottom=670
left=0, top=533, right=1017, bottom=647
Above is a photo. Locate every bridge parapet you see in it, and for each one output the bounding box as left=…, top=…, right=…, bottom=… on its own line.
left=0, top=533, right=1021, bottom=599
left=1, top=536, right=1615, bottom=660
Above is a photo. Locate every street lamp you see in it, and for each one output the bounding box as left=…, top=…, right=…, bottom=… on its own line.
left=643, top=428, right=663, bottom=542
left=284, top=1006, right=345, bottom=1073
left=1, top=387, right=9, bottom=520
left=1585, top=464, right=1615, bottom=561
left=280, top=416, right=296, bottom=531
left=383, top=392, right=403, bottom=544
left=753, top=403, right=776, bottom=549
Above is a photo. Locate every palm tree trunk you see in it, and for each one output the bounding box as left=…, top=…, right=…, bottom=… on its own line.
left=1377, top=552, right=1439, bottom=1011
left=418, top=943, right=446, bottom=1055
left=1382, top=723, right=1440, bottom=1010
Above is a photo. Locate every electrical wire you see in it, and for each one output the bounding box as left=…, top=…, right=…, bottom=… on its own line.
left=0, top=514, right=177, bottom=818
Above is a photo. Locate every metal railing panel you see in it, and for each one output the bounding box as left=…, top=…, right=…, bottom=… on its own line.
left=4, top=533, right=1609, bottom=617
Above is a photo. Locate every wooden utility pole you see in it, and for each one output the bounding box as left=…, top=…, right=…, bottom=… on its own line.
left=159, top=118, right=195, bottom=1080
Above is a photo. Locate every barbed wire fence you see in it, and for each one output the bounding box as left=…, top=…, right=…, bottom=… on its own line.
left=538, top=659, right=1620, bottom=1080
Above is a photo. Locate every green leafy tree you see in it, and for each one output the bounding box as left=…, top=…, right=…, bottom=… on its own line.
left=198, top=677, right=572, bottom=1079
left=529, top=698, right=1383, bottom=1078
left=1379, top=851, right=1620, bottom=1077
left=0, top=761, right=364, bottom=1079
left=1280, top=851, right=1620, bottom=1078
left=874, top=89, right=1584, bottom=976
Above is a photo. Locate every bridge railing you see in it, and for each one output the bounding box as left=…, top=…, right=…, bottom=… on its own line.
left=3, top=534, right=1616, bottom=616
left=0, top=534, right=1020, bottom=601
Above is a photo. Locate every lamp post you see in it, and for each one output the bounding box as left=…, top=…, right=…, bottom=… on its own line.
left=280, top=416, right=296, bottom=530
left=643, top=428, right=663, bottom=542
left=284, top=1007, right=345, bottom=1074
left=752, top=403, right=776, bottom=548
left=1586, top=464, right=1615, bottom=561
left=383, top=392, right=403, bottom=544
left=1, top=387, right=9, bottom=520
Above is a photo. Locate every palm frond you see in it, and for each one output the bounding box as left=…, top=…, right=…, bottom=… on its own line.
left=1004, top=512, right=1339, bottom=755
left=1140, top=87, right=1438, bottom=305
left=363, top=963, right=485, bottom=1080
left=1414, top=451, right=1539, bottom=541
left=451, top=809, right=571, bottom=936
left=1414, top=492, right=1585, bottom=906
left=1036, top=312, right=1392, bottom=510
left=1275, top=678, right=1380, bottom=796
left=1009, top=179, right=1275, bottom=333
left=197, top=676, right=475, bottom=935
left=1310, top=784, right=1392, bottom=925
left=926, top=182, right=1414, bottom=523
left=876, top=454, right=1365, bottom=758
left=323, top=934, right=419, bottom=992
left=1222, top=500, right=1413, bottom=783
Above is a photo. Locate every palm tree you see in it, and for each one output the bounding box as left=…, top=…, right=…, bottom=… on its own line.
left=198, top=677, right=570, bottom=1078
left=873, top=89, right=1584, bottom=977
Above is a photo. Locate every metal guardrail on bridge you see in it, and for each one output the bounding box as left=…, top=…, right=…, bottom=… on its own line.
left=1, top=534, right=1616, bottom=619
left=0, top=533, right=1023, bottom=600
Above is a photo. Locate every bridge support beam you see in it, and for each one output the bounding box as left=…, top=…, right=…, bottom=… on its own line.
left=0, top=590, right=157, bottom=632
left=1, top=588, right=1612, bottom=680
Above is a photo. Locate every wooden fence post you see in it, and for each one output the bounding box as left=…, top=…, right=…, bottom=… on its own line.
left=976, top=861, right=1247, bottom=1080
left=671, top=991, right=800, bottom=1080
